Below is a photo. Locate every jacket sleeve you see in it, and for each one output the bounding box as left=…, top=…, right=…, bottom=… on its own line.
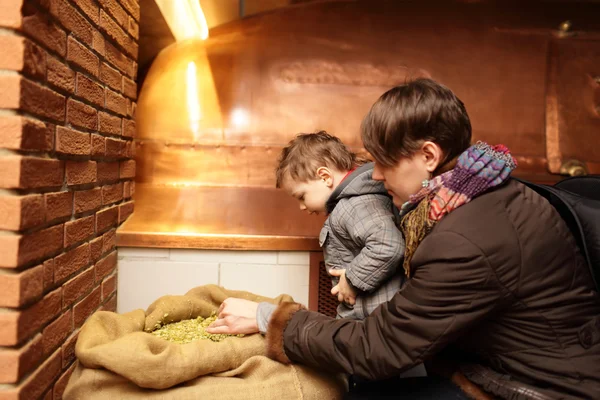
left=332, top=197, right=404, bottom=292
left=266, top=231, right=507, bottom=379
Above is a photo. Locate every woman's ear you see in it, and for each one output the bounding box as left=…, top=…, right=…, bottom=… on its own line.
left=316, top=167, right=334, bottom=187
left=421, top=141, right=444, bottom=174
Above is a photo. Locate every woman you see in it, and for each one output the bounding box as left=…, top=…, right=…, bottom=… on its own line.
left=207, top=79, right=600, bottom=399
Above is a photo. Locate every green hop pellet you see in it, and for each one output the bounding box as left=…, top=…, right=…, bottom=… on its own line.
left=151, top=315, right=243, bottom=344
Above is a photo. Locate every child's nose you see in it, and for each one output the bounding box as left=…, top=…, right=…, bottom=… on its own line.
left=372, top=165, right=384, bottom=181
left=299, top=204, right=307, bottom=210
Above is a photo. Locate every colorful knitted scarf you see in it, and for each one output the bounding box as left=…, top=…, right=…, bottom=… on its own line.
left=400, top=142, right=517, bottom=277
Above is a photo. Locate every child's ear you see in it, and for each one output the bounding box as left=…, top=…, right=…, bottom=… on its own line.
left=316, top=167, right=333, bottom=187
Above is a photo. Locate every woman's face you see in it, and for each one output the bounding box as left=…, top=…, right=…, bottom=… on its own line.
left=371, top=142, right=442, bottom=206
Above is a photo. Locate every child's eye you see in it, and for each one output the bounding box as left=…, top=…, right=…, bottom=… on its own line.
left=299, top=195, right=304, bottom=201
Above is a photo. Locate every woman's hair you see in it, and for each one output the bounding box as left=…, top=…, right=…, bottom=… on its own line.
left=361, top=78, right=472, bottom=168
left=275, top=131, right=365, bottom=188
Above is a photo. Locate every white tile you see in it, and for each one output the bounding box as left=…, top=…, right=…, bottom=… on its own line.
left=169, top=249, right=278, bottom=264
left=117, top=247, right=170, bottom=260
left=277, top=251, right=309, bottom=265
left=117, top=259, right=219, bottom=314
left=219, top=263, right=309, bottom=306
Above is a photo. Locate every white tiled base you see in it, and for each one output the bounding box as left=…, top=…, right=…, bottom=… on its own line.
left=117, top=247, right=311, bottom=313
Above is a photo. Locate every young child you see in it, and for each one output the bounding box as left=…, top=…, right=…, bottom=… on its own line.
left=275, top=131, right=405, bottom=320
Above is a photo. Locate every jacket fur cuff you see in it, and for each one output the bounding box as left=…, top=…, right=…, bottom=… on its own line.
left=265, top=302, right=306, bottom=364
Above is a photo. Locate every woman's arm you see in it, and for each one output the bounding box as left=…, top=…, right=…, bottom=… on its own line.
left=267, top=231, right=508, bottom=379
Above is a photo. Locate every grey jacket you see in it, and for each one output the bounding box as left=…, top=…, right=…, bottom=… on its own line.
left=320, top=163, right=405, bottom=319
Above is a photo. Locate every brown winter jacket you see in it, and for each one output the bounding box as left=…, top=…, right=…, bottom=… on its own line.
left=266, top=180, right=600, bottom=399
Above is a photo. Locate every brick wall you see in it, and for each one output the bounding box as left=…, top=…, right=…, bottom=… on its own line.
left=0, top=0, right=138, bottom=398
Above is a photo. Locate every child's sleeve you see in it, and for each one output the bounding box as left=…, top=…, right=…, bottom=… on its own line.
left=333, top=197, right=405, bottom=293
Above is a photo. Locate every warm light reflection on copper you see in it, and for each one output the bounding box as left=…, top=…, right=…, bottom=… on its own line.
left=186, top=62, right=201, bottom=140
left=155, top=0, right=209, bottom=41
left=137, top=41, right=223, bottom=142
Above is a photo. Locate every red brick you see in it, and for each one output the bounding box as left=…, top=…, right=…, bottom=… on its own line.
left=64, top=216, right=95, bottom=247
left=102, top=228, right=116, bottom=254
left=101, top=183, right=123, bottom=205
left=73, top=286, right=101, bottom=328
left=56, top=126, right=91, bottom=156
left=76, top=73, right=104, bottom=107
left=127, top=99, right=136, bottom=118
left=89, top=236, right=103, bottom=262
left=100, top=61, right=122, bottom=91
left=106, top=137, right=126, bottom=158
left=119, top=159, right=135, bottom=179
left=123, top=180, right=131, bottom=199
left=72, top=0, right=100, bottom=24
left=102, top=292, right=117, bottom=312
left=22, top=2, right=67, bottom=57
left=122, top=76, right=136, bottom=100
left=53, top=243, right=90, bottom=284
left=0, top=334, right=43, bottom=384
left=98, top=0, right=128, bottom=28
left=73, top=188, right=101, bottom=214
left=99, top=111, right=121, bottom=135
left=42, top=310, right=73, bottom=356
left=0, top=156, right=64, bottom=189
left=101, top=274, right=116, bottom=300
left=0, top=194, right=44, bottom=231
left=95, top=250, right=116, bottom=281
left=97, top=162, right=119, bottom=183
left=47, top=55, right=75, bottom=94
left=105, top=88, right=127, bottom=116
left=125, top=140, right=134, bottom=158
left=0, top=264, right=44, bottom=308
left=0, top=115, right=54, bottom=152
left=0, top=76, right=66, bottom=122
left=131, top=181, right=135, bottom=196
left=128, top=16, right=139, bottom=40
left=43, top=259, right=54, bottom=292
left=45, top=191, right=73, bottom=222
left=99, top=9, right=137, bottom=58
left=45, top=390, right=53, bottom=400
left=65, top=161, right=96, bottom=186
left=92, top=29, right=105, bottom=56
left=0, top=0, right=22, bottom=29
left=53, top=362, right=76, bottom=400
left=0, top=224, right=64, bottom=269
left=67, top=36, right=99, bottom=77
left=105, top=40, right=134, bottom=77
left=67, top=98, right=98, bottom=131
left=118, top=201, right=134, bottom=223
left=47, top=0, right=93, bottom=46
left=122, top=118, right=135, bottom=138
left=91, top=134, right=105, bottom=158
left=121, top=0, right=140, bottom=21
left=96, top=206, right=118, bottom=233
left=61, top=330, right=78, bottom=368
left=63, top=267, right=94, bottom=309
left=0, top=288, right=62, bottom=346
left=1, top=349, right=62, bottom=400
left=0, top=35, right=46, bottom=79
left=0, top=74, right=21, bottom=109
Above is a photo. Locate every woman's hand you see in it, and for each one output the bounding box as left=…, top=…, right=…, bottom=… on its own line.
left=330, top=269, right=357, bottom=305
left=206, top=298, right=260, bottom=335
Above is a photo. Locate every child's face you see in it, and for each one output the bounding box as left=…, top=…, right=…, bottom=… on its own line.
left=282, top=177, right=333, bottom=215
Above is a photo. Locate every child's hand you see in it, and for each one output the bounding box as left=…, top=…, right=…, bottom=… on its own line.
left=330, top=269, right=357, bottom=305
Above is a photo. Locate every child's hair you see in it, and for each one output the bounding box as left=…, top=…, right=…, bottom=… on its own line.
left=275, top=131, right=365, bottom=188
left=361, top=78, right=472, bottom=168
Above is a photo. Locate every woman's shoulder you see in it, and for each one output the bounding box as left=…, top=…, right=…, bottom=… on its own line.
left=428, top=178, right=565, bottom=259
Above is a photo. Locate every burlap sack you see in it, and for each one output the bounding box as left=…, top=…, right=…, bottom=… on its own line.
left=64, top=284, right=346, bottom=400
